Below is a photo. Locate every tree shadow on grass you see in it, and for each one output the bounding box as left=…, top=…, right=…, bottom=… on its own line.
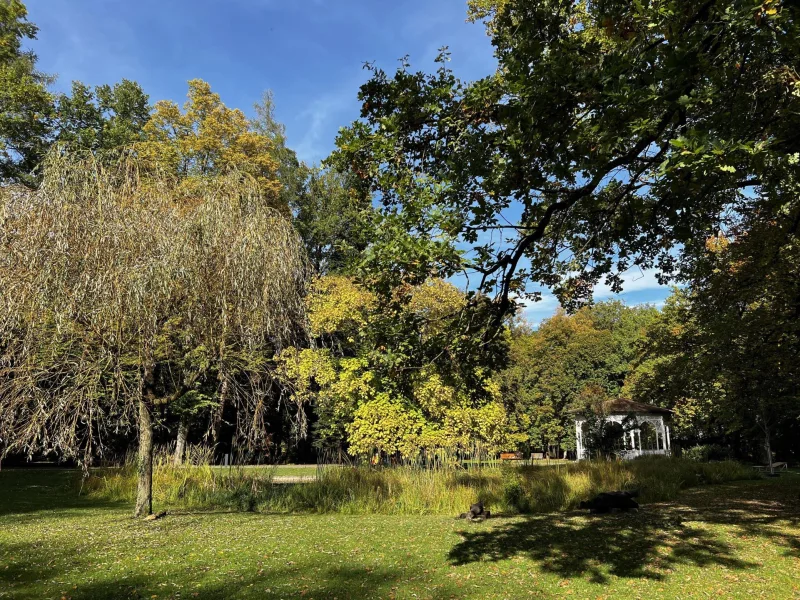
left=667, top=477, right=800, bottom=559
left=448, top=479, right=800, bottom=584
left=96, top=566, right=458, bottom=600
left=0, top=544, right=459, bottom=600
left=449, top=511, right=744, bottom=583
left=0, top=469, right=127, bottom=518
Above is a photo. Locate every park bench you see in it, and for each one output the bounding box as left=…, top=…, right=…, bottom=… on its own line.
left=751, top=462, right=788, bottom=472
left=531, top=452, right=545, bottom=460
left=500, top=452, right=524, bottom=462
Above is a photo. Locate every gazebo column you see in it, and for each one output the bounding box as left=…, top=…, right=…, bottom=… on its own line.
left=576, top=421, right=582, bottom=460
left=666, top=425, right=671, bottom=451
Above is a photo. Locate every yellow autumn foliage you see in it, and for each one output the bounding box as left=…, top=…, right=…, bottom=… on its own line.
left=306, top=275, right=377, bottom=337
left=406, top=279, right=467, bottom=339
left=275, top=347, right=338, bottom=406
left=276, top=274, right=527, bottom=458
left=346, top=395, right=427, bottom=458
left=138, top=79, right=281, bottom=207
left=413, top=372, right=458, bottom=419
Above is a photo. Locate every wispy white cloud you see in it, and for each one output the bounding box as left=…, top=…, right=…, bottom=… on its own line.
left=514, top=268, right=675, bottom=328
left=294, top=100, right=336, bottom=163
left=515, top=292, right=560, bottom=328
left=593, top=268, right=671, bottom=299
left=292, top=84, right=361, bottom=164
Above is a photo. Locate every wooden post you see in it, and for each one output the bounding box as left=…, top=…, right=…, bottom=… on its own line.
left=173, top=417, right=189, bottom=466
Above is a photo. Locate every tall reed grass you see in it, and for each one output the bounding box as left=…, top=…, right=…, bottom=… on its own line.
left=82, top=446, right=278, bottom=512
left=83, top=451, right=757, bottom=516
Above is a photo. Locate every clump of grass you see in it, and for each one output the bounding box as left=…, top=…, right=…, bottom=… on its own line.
left=84, top=455, right=757, bottom=515
left=504, top=458, right=756, bottom=512
left=82, top=446, right=276, bottom=512
left=267, top=466, right=503, bottom=515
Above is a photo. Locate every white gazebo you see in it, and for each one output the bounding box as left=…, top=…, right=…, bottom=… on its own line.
left=575, top=399, right=672, bottom=461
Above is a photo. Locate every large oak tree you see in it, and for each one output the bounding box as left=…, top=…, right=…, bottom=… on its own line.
left=333, top=0, right=800, bottom=322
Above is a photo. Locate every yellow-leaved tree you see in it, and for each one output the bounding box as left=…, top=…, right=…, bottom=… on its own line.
left=276, top=275, right=526, bottom=460
left=139, top=79, right=283, bottom=210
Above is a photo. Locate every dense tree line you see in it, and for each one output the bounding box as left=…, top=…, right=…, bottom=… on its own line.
left=498, top=302, right=659, bottom=458
left=1, top=0, right=799, bottom=515
left=0, top=1, right=367, bottom=513
left=330, top=0, right=800, bottom=462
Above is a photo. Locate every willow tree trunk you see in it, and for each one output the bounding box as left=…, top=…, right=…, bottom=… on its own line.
left=212, top=376, right=229, bottom=459
left=135, top=367, right=157, bottom=517
left=764, top=429, right=774, bottom=475
left=134, top=395, right=154, bottom=517
left=173, top=417, right=189, bottom=466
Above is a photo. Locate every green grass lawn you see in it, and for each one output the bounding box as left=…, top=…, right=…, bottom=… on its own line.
left=271, top=465, right=324, bottom=478
left=208, top=464, right=326, bottom=478
left=1, top=469, right=799, bottom=599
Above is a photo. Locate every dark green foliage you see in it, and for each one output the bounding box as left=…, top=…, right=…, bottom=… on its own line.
left=0, top=0, right=53, bottom=186
left=683, top=444, right=734, bottom=463
left=55, top=79, right=150, bottom=152
left=625, top=211, right=800, bottom=461
left=292, top=167, right=373, bottom=274
left=335, top=0, right=800, bottom=323
left=498, top=302, right=658, bottom=454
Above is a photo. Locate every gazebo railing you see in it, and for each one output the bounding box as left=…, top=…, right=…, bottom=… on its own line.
left=575, top=413, right=672, bottom=461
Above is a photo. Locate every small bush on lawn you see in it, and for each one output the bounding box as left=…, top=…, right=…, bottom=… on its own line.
left=683, top=444, right=734, bottom=462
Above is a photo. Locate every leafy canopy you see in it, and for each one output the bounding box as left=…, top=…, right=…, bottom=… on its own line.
left=55, top=79, right=150, bottom=152
left=276, top=276, right=522, bottom=458
left=0, top=0, right=53, bottom=186
left=140, top=79, right=283, bottom=210
left=498, top=302, right=657, bottom=452
left=334, top=0, right=800, bottom=322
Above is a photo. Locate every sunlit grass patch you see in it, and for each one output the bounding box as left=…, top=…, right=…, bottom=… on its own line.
left=0, top=470, right=797, bottom=600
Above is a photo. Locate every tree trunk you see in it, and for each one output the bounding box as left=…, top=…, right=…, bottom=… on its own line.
left=173, top=417, right=189, bottom=466
left=212, top=376, right=229, bottom=450
left=764, top=428, right=774, bottom=475
left=134, top=394, right=154, bottom=517
left=273, top=398, right=284, bottom=461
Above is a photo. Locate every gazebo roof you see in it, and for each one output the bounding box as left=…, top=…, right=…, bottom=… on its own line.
left=600, top=399, right=672, bottom=415
left=570, top=399, right=673, bottom=418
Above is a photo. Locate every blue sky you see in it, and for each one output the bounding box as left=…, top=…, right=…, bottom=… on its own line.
left=28, top=0, right=496, bottom=163
left=26, top=0, right=674, bottom=325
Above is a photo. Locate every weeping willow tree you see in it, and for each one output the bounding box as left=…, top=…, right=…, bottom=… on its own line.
left=0, top=150, right=309, bottom=516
